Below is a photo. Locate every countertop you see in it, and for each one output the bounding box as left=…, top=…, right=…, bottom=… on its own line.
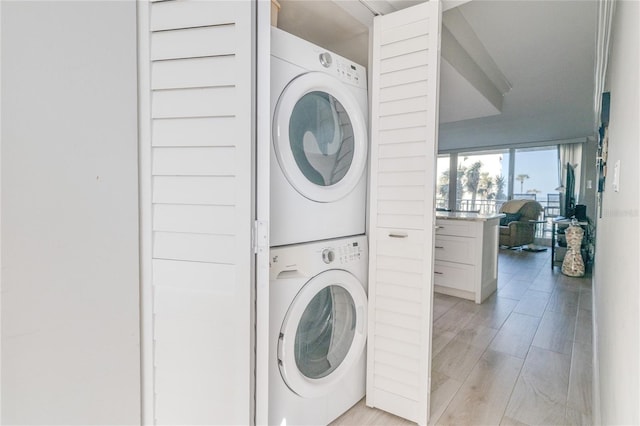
left=436, top=211, right=505, bottom=222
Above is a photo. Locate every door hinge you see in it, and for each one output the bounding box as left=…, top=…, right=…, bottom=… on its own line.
left=253, top=220, right=269, bottom=254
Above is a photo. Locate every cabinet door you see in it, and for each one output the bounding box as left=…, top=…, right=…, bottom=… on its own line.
left=367, top=2, right=441, bottom=425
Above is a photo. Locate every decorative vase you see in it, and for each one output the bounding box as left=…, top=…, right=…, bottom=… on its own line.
left=562, top=221, right=585, bottom=277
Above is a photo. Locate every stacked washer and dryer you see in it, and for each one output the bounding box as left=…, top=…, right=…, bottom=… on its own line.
left=269, top=27, right=370, bottom=425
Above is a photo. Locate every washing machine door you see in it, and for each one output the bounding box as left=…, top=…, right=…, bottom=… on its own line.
left=273, top=72, right=367, bottom=202
left=278, top=269, right=367, bottom=398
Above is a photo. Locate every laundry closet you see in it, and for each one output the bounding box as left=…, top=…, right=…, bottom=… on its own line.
left=137, top=1, right=441, bottom=425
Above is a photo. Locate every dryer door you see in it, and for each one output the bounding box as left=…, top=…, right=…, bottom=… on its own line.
left=273, top=72, right=367, bottom=202
left=278, top=269, right=367, bottom=397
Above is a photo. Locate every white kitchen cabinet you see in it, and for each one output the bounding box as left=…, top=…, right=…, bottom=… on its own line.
left=433, top=213, right=503, bottom=304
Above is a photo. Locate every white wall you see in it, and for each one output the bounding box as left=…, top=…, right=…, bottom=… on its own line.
left=593, top=1, right=640, bottom=424
left=1, top=2, right=140, bottom=424
left=579, top=138, right=598, bottom=222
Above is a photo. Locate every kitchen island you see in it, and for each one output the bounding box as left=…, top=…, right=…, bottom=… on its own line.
left=434, top=212, right=504, bottom=304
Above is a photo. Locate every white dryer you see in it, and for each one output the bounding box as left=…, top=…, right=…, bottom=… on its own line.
left=270, top=28, right=369, bottom=247
left=269, top=235, right=368, bottom=425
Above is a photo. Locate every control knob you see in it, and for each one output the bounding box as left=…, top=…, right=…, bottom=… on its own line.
left=319, top=52, right=332, bottom=68
left=321, top=248, right=335, bottom=264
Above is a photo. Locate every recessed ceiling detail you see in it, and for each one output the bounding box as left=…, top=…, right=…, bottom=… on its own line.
left=442, top=7, right=512, bottom=95
left=439, top=58, right=502, bottom=124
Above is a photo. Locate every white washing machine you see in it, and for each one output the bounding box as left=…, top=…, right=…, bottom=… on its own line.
left=269, top=235, right=368, bottom=425
left=270, top=28, right=369, bottom=247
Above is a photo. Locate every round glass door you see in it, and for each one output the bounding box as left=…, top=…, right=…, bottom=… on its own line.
left=273, top=72, right=367, bottom=203
left=294, top=285, right=356, bottom=379
left=278, top=270, right=367, bottom=397
left=289, top=92, right=355, bottom=187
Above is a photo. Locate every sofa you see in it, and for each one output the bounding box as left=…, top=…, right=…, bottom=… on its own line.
left=498, top=199, right=543, bottom=248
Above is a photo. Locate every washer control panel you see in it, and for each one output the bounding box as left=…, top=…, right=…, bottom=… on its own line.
left=321, top=248, right=335, bottom=264
left=321, top=240, right=364, bottom=265
left=269, top=235, right=367, bottom=279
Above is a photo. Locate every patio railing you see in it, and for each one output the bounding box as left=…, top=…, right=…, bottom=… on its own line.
left=436, top=198, right=559, bottom=240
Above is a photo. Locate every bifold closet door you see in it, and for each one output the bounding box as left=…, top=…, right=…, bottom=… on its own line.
left=367, top=2, right=441, bottom=425
left=138, top=1, right=255, bottom=424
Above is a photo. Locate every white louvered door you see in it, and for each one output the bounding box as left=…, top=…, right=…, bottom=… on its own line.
left=139, top=1, right=255, bottom=424
left=367, top=2, right=441, bottom=425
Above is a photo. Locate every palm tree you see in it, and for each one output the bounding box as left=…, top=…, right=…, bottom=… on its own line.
left=456, top=165, right=466, bottom=209
left=526, top=188, right=541, bottom=200
left=464, top=161, right=482, bottom=209
left=495, top=175, right=506, bottom=201
left=516, top=174, right=530, bottom=193
left=437, top=169, right=450, bottom=205
left=478, top=172, right=494, bottom=200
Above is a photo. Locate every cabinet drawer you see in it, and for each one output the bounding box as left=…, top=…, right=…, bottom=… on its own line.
left=433, top=261, right=474, bottom=292
left=435, top=219, right=475, bottom=237
left=434, top=235, right=475, bottom=264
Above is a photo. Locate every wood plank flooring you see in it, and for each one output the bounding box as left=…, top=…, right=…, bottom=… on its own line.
left=332, top=249, right=593, bottom=426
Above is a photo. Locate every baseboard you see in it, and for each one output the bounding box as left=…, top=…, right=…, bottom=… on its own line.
left=592, top=276, right=601, bottom=425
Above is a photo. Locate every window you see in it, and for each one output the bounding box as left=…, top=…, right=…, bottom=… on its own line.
left=513, top=147, right=559, bottom=202
left=455, top=150, right=510, bottom=214
left=435, top=155, right=450, bottom=210
left=436, top=146, right=561, bottom=216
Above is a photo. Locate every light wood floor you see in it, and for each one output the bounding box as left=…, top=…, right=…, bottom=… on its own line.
left=332, top=248, right=593, bottom=426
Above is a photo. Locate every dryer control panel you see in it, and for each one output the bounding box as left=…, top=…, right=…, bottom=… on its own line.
left=271, top=27, right=367, bottom=90
left=332, top=57, right=365, bottom=88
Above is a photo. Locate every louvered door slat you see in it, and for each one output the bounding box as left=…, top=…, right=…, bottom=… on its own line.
left=153, top=204, right=236, bottom=235
left=150, top=0, right=238, bottom=31
left=152, top=117, right=236, bottom=147
left=152, top=259, right=235, bottom=291
left=151, top=25, right=236, bottom=60
left=381, top=50, right=429, bottom=74
left=380, top=81, right=430, bottom=102
left=152, top=147, right=237, bottom=176
left=152, top=176, right=236, bottom=205
left=152, top=87, right=237, bottom=118
left=151, top=56, right=237, bottom=90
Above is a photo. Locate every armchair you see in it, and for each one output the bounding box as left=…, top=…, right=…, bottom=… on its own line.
left=498, top=199, right=543, bottom=248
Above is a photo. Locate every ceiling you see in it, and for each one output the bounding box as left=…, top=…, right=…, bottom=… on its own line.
left=275, top=0, right=598, bottom=151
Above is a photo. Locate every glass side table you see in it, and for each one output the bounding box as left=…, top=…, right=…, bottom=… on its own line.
left=522, top=220, right=548, bottom=252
